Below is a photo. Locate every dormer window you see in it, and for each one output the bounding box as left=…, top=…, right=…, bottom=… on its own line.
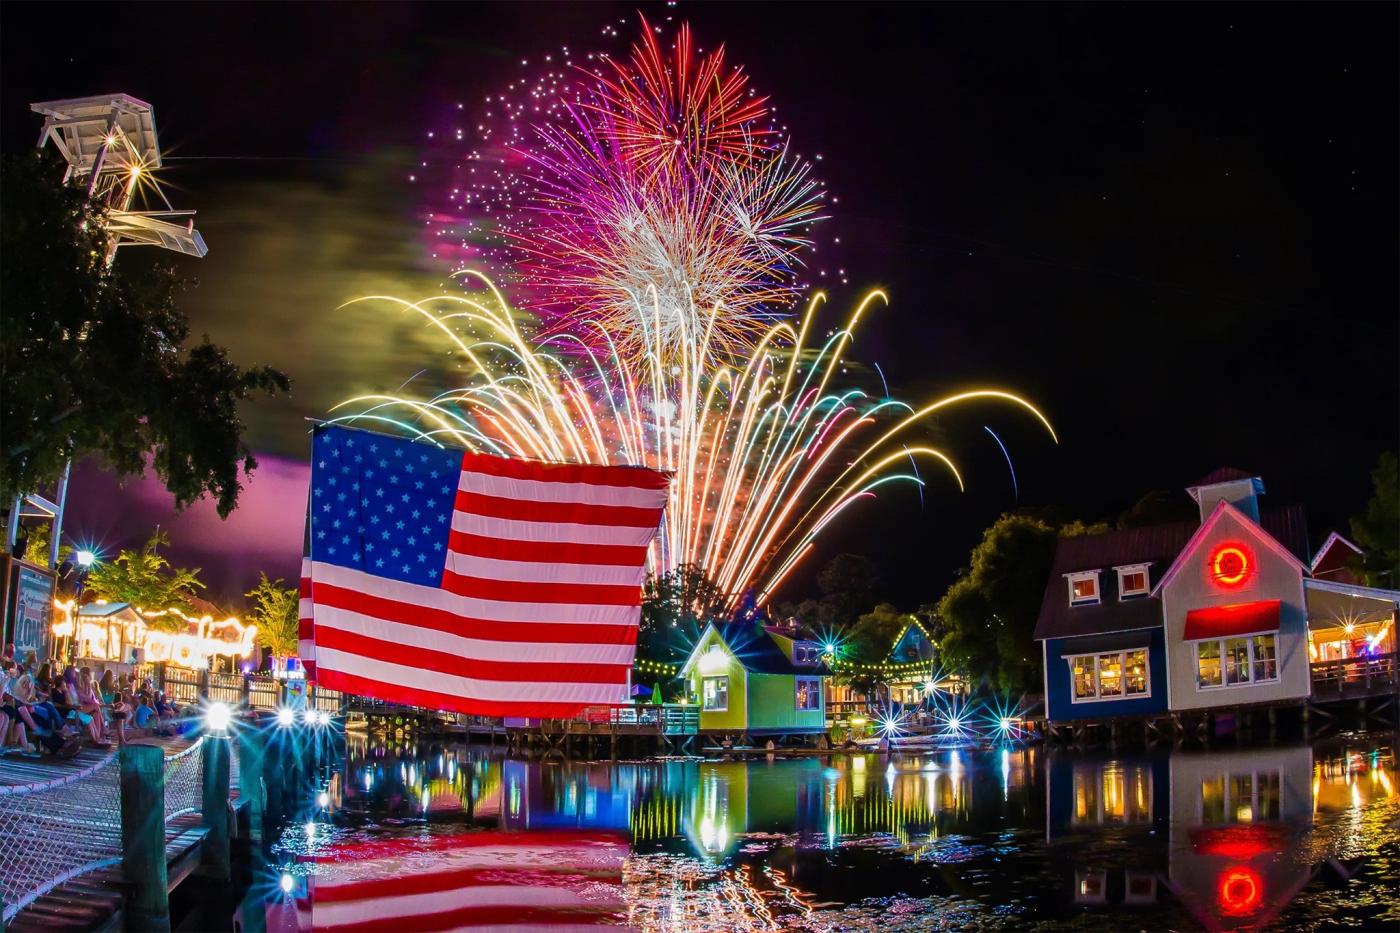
left=792, top=642, right=823, bottom=666
left=1116, top=563, right=1150, bottom=599
left=1067, top=571, right=1101, bottom=606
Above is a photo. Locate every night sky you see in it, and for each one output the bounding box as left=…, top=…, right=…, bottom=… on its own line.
left=3, top=3, right=1395, bottom=607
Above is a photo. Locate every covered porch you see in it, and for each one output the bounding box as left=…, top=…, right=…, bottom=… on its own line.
left=1305, top=578, right=1398, bottom=701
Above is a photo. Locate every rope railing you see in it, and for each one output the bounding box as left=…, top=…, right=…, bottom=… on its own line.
left=163, top=737, right=205, bottom=825
left=0, top=736, right=230, bottom=922
left=0, top=750, right=122, bottom=922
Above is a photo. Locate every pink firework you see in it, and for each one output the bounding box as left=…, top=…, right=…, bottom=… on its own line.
left=429, top=17, right=827, bottom=364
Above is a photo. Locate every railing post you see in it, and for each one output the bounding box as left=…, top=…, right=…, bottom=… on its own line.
left=202, top=735, right=231, bottom=879
left=120, top=744, right=170, bottom=931
left=237, top=723, right=267, bottom=844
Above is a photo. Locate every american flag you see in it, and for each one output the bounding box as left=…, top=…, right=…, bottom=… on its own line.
left=270, top=831, right=631, bottom=931
left=299, top=425, right=668, bottom=717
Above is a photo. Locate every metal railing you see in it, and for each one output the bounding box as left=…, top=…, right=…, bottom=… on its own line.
left=1310, top=651, right=1398, bottom=699
left=568, top=704, right=699, bottom=735
left=134, top=664, right=346, bottom=717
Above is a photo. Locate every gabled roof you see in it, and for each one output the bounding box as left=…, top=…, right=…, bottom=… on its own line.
left=1310, top=531, right=1363, bottom=572
left=1033, top=504, right=1309, bottom=641
left=1152, top=499, right=1310, bottom=596
left=886, top=618, right=935, bottom=662
left=680, top=619, right=829, bottom=676
left=1192, top=466, right=1258, bottom=487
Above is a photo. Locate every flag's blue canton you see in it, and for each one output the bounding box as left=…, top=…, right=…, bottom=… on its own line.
left=309, top=426, right=461, bottom=585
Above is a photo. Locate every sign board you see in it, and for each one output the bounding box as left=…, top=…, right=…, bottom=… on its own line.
left=8, top=560, right=55, bottom=661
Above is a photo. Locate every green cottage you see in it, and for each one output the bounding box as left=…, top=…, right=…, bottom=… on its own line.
left=679, top=620, right=830, bottom=741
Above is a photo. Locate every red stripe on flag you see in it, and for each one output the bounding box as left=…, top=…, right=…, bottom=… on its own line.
left=313, top=626, right=630, bottom=684
left=308, top=866, right=621, bottom=903
left=461, top=451, right=669, bottom=490
left=454, top=489, right=664, bottom=528
left=312, top=582, right=639, bottom=644
left=314, top=668, right=619, bottom=718
left=448, top=529, right=650, bottom=567
left=440, top=569, right=643, bottom=607
left=313, top=904, right=621, bottom=933
left=296, top=831, right=629, bottom=862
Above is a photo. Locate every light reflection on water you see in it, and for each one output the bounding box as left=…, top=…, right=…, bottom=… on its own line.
left=258, top=735, right=1399, bottom=931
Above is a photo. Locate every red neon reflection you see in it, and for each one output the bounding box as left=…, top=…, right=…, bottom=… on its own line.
left=1209, top=543, right=1251, bottom=588
left=1190, top=824, right=1283, bottom=859
left=1218, top=866, right=1263, bottom=916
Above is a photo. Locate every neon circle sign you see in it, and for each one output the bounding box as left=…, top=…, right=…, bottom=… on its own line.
left=1210, top=543, right=1251, bottom=587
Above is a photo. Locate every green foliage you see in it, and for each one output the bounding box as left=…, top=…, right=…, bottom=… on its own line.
left=936, top=513, right=1106, bottom=693
left=1350, top=452, right=1399, bottom=587
left=1117, top=489, right=1198, bottom=529
left=245, top=572, right=300, bottom=657
left=845, top=603, right=915, bottom=665
left=639, top=563, right=726, bottom=664
left=84, top=530, right=204, bottom=626
left=16, top=521, right=69, bottom=570
left=0, top=149, right=289, bottom=517
left=778, top=552, right=881, bottom=639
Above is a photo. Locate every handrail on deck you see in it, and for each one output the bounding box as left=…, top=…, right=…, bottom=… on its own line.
left=1309, top=650, right=1398, bottom=698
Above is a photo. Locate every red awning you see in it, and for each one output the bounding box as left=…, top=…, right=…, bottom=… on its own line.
left=1184, top=600, right=1281, bottom=641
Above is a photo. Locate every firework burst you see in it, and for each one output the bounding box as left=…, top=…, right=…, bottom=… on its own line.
left=436, top=18, right=826, bottom=365
left=332, top=276, right=1054, bottom=604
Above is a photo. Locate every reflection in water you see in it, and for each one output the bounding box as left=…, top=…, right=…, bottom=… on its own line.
left=262, top=735, right=1398, bottom=930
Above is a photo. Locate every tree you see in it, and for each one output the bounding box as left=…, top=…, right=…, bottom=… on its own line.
left=638, top=563, right=727, bottom=663
left=845, top=603, right=914, bottom=664
left=84, top=529, right=204, bottom=626
left=245, top=572, right=300, bottom=658
left=936, top=514, right=1107, bottom=694
left=1350, top=451, right=1399, bottom=587
left=1, top=149, right=288, bottom=518
left=1117, top=489, right=1198, bottom=529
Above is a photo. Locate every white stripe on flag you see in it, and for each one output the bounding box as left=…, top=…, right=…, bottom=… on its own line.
left=312, top=606, right=635, bottom=665
left=444, top=551, right=646, bottom=586
left=311, top=562, right=641, bottom=626
left=459, top=470, right=667, bottom=508
left=313, top=647, right=629, bottom=705
left=451, top=511, right=660, bottom=547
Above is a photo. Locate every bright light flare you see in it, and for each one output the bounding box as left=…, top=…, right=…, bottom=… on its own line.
left=204, top=702, right=231, bottom=733
left=276, top=708, right=295, bottom=727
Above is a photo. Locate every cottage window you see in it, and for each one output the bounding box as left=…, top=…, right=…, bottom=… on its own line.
left=792, top=642, right=823, bottom=666
left=1116, top=564, right=1150, bottom=598
left=1194, top=632, right=1279, bottom=690
left=1067, top=571, right=1101, bottom=606
left=795, top=677, right=821, bottom=710
left=1069, top=649, right=1151, bottom=702
left=702, top=676, right=729, bottom=711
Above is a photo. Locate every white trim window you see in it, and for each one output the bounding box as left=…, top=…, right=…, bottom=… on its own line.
left=1115, top=563, right=1150, bottom=599
left=792, top=642, right=824, bottom=666
left=795, top=676, right=821, bottom=710
left=1194, top=632, right=1278, bottom=689
left=1066, top=570, right=1102, bottom=606
left=702, top=675, right=729, bottom=711
left=1069, top=649, right=1150, bottom=702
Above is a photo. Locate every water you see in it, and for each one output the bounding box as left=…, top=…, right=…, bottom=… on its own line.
left=250, top=734, right=1399, bottom=931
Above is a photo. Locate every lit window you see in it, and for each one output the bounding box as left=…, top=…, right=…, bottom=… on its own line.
left=1072, top=656, right=1097, bottom=700
left=1252, top=633, right=1277, bottom=682
left=1197, top=640, right=1223, bottom=687
left=1200, top=770, right=1283, bottom=825
left=1194, top=633, right=1279, bottom=689
left=1124, top=649, right=1149, bottom=695
left=1097, top=654, right=1124, bottom=697
left=1068, top=649, right=1151, bottom=702
left=702, top=676, right=729, bottom=711
left=1067, top=571, right=1101, bottom=605
left=795, top=677, right=821, bottom=710
left=1116, top=564, right=1150, bottom=598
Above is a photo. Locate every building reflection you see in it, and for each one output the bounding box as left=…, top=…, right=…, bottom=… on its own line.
left=1045, top=742, right=1396, bottom=925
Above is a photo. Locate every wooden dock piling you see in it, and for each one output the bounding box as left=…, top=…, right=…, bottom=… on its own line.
left=119, top=744, right=169, bottom=932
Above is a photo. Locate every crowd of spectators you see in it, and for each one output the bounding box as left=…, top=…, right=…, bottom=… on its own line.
left=0, top=643, right=179, bottom=758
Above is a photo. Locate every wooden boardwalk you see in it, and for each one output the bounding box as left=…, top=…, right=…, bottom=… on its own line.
left=0, top=736, right=243, bottom=932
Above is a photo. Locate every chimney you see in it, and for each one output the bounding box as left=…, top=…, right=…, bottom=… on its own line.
left=1186, top=468, right=1264, bottom=524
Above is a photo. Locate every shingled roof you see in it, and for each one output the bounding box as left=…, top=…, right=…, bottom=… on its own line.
left=693, top=619, right=830, bottom=675
left=1192, top=466, right=1258, bottom=487
left=1033, top=504, right=1309, bottom=641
